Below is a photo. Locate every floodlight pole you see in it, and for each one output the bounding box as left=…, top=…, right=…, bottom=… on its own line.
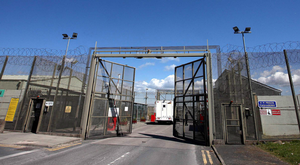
left=63, top=32, right=78, bottom=57
left=65, top=38, right=71, bottom=56
left=145, top=88, right=148, bottom=105
left=234, top=27, right=259, bottom=141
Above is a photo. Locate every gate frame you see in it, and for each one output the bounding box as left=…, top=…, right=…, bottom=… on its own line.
left=81, top=43, right=214, bottom=146
left=221, top=103, right=246, bottom=144
left=174, top=58, right=208, bottom=145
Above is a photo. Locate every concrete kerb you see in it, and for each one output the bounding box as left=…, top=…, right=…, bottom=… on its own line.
left=15, top=138, right=82, bottom=148
left=0, top=132, right=82, bottom=148
left=211, top=145, right=226, bottom=165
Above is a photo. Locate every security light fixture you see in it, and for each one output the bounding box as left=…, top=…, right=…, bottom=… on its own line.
left=233, top=26, right=251, bottom=34
left=62, top=32, right=78, bottom=40
left=72, top=32, right=78, bottom=39
left=233, top=26, right=239, bottom=33
left=62, top=32, right=78, bottom=56
left=245, top=27, right=251, bottom=32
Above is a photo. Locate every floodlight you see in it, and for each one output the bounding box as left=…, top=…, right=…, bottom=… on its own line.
left=63, top=32, right=78, bottom=56
left=233, top=26, right=239, bottom=33
left=245, top=27, right=251, bottom=32
left=72, top=33, right=78, bottom=39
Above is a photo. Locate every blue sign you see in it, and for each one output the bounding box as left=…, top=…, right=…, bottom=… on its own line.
left=258, top=101, right=277, bottom=107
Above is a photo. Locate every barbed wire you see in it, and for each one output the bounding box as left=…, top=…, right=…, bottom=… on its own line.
left=216, top=41, right=300, bottom=70
left=0, top=46, right=89, bottom=65
left=2, top=41, right=300, bottom=71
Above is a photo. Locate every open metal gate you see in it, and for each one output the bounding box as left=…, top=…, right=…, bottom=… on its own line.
left=173, top=58, right=209, bottom=145
left=81, top=45, right=213, bottom=145
left=85, top=59, right=135, bottom=138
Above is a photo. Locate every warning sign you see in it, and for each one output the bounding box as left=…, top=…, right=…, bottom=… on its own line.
left=65, top=106, right=72, bottom=113
left=5, top=98, right=19, bottom=122
left=260, top=109, right=267, bottom=115
left=267, top=109, right=272, bottom=116
left=272, top=109, right=281, bottom=115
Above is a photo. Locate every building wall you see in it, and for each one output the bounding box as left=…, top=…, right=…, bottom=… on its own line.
left=0, top=80, right=26, bottom=90
left=0, top=90, right=23, bottom=132
left=257, top=95, right=299, bottom=137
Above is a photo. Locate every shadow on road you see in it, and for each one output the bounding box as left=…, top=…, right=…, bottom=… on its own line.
left=139, top=133, right=206, bottom=145
left=145, top=122, right=173, bottom=125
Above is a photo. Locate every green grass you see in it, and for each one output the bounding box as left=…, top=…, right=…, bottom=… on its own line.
left=258, top=140, right=300, bottom=165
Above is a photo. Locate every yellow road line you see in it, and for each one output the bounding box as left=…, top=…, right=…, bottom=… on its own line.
left=0, top=144, right=24, bottom=149
left=202, top=150, right=207, bottom=165
left=206, top=150, right=213, bottom=164
left=45, top=142, right=82, bottom=151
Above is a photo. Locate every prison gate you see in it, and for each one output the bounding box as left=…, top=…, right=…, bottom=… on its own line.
left=85, top=59, right=135, bottom=138
left=81, top=45, right=213, bottom=145
left=174, top=58, right=209, bottom=145
left=4, top=43, right=299, bottom=145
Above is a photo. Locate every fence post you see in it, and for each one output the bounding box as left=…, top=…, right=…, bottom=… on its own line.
left=14, top=56, right=37, bottom=130
left=283, top=49, right=300, bottom=133
left=47, top=55, right=66, bottom=132
left=81, top=42, right=97, bottom=139
left=0, top=56, right=8, bottom=80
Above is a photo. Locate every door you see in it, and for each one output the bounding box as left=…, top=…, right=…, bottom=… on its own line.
left=223, top=104, right=245, bottom=144
left=25, top=99, right=45, bottom=133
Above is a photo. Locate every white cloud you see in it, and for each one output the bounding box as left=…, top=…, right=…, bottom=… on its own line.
left=160, top=57, right=180, bottom=63
left=135, top=75, right=174, bottom=92
left=260, top=66, right=284, bottom=77
left=257, top=67, right=300, bottom=87
left=138, top=62, right=155, bottom=69
left=135, top=75, right=217, bottom=92
left=165, top=64, right=176, bottom=71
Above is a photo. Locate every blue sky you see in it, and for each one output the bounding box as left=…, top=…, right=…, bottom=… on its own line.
left=1, top=0, right=300, bottom=95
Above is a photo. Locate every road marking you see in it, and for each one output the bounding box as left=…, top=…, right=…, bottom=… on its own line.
left=202, top=150, right=207, bottom=164
left=45, top=142, right=82, bottom=151
left=206, top=150, right=213, bottom=164
left=0, top=144, right=25, bottom=149
left=0, top=149, right=39, bottom=161
left=108, top=152, right=130, bottom=165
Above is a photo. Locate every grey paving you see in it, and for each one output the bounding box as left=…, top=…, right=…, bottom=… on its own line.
left=0, top=123, right=220, bottom=165
left=0, top=132, right=81, bottom=148
left=214, top=145, right=289, bottom=165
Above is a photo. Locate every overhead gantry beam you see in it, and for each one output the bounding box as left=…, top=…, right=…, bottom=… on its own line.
left=94, top=49, right=208, bottom=58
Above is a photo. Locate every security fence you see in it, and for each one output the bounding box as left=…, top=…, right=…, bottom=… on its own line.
left=213, top=41, right=300, bottom=144
left=1, top=41, right=300, bottom=144
left=0, top=52, right=89, bottom=136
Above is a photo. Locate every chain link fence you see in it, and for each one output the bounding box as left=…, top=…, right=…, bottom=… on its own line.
left=0, top=48, right=89, bottom=136
left=213, top=41, right=300, bottom=143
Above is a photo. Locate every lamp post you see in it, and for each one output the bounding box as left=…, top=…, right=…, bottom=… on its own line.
left=62, top=33, right=78, bottom=56
left=233, top=26, right=259, bottom=140
left=145, top=88, right=148, bottom=105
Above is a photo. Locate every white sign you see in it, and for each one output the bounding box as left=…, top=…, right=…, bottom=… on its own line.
left=108, top=107, right=119, bottom=117
left=45, top=101, right=54, bottom=107
left=125, top=107, right=128, bottom=112
left=267, top=109, right=272, bottom=116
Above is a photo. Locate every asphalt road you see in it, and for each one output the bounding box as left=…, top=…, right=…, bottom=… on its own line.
left=0, top=123, right=219, bottom=165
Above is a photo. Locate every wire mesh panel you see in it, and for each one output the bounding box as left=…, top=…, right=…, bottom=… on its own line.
left=4, top=56, right=35, bottom=131
left=174, top=58, right=208, bottom=145
left=1, top=55, right=88, bottom=136
left=224, top=105, right=243, bottom=144
left=87, top=59, right=135, bottom=138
